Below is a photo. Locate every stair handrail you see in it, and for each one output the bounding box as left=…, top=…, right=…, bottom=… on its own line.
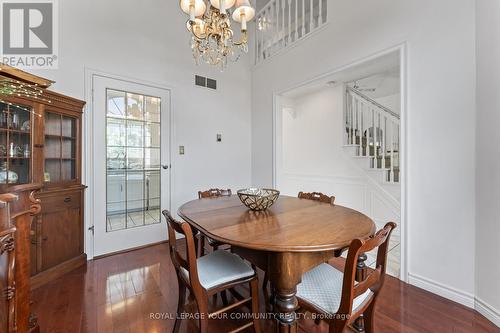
left=347, top=86, right=400, bottom=120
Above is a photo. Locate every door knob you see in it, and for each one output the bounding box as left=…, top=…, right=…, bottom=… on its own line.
left=162, top=164, right=169, bottom=170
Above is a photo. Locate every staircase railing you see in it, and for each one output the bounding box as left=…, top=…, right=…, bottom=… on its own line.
left=255, top=0, right=327, bottom=64
left=345, top=86, right=400, bottom=183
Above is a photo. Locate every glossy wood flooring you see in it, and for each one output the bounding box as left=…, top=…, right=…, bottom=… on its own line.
left=31, top=243, right=499, bottom=333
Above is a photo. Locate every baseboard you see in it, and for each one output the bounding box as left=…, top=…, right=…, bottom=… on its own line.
left=408, top=273, right=475, bottom=308
left=475, top=297, right=500, bottom=328
left=31, top=254, right=87, bottom=290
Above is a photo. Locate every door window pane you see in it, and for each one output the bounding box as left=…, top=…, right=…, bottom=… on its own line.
left=145, top=96, right=160, bottom=123
left=145, top=148, right=160, bottom=169
left=126, top=121, right=144, bottom=147
left=145, top=123, right=160, bottom=147
left=107, top=90, right=126, bottom=118
left=107, top=118, right=126, bottom=146
left=105, top=90, right=161, bottom=232
left=127, top=93, right=144, bottom=120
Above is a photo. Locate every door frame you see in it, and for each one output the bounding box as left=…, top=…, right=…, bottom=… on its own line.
left=271, top=43, right=409, bottom=282
left=84, top=69, right=174, bottom=259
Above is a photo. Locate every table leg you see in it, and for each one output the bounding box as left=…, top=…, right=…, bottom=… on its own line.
left=353, top=253, right=368, bottom=332
left=268, top=253, right=301, bottom=333
left=237, top=250, right=334, bottom=333
left=274, top=288, right=298, bottom=333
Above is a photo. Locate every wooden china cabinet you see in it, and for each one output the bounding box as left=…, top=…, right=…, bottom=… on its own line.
left=0, top=65, right=86, bottom=289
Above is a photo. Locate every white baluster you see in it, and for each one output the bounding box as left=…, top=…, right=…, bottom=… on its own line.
left=302, top=0, right=306, bottom=37
left=288, top=0, right=292, bottom=45
left=374, top=109, right=378, bottom=161
left=359, top=101, right=363, bottom=155
left=396, top=123, right=400, bottom=181
left=271, top=1, right=275, bottom=46
left=282, top=0, right=286, bottom=46
left=255, top=14, right=259, bottom=63
left=294, top=0, right=299, bottom=41
left=377, top=111, right=381, bottom=168
left=319, top=0, right=323, bottom=25
left=356, top=96, right=359, bottom=150
left=266, top=7, right=270, bottom=56
left=390, top=121, right=394, bottom=182
left=347, top=93, right=351, bottom=144
left=260, top=12, right=264, bottom=62
left=374, top=109, right=378, bottom=163
left=345, top=91, right=351, bottom=145
left=351, top=95, right=355, bottom=145
left=263, top=9, right=267, bottom=58
left=371, top=107, right=375, bottom=156
left=255, top=16, right=263, bottom=61
left=360, top=101, right=364, bottom=156
left=383, top=116, right=387, bottom=169
left=309, top=0, right=313, bottom=32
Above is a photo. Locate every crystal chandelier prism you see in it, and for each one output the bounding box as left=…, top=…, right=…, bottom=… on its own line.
left=180, top=0, right=255, bottom=70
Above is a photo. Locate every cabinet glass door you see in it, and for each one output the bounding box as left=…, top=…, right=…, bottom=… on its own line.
left=0, top=102, right=33, bottom=186
left=44, top=111, right=77, bottom=183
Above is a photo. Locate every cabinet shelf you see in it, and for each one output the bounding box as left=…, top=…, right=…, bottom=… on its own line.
left=45, top=157, right=76, bottom=160
left=0, top=103, right=33, bottom=188
left=0, top=156, right=30, bottom=159
left=45, top=134, right=76, bottom=140
left=0, top=128, right=31, bottom=135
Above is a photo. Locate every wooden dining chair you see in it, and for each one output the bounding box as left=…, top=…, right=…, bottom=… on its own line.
left=296, top=222, right=396, bottom=333
left=163, top=210, right=261, bottom=333
left=197, top=188, right=232, bottom=257
left=298, top=191, right=335, bottom=205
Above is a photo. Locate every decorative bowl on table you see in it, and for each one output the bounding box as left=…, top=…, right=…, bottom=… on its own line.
left=237, top=188, right=280, bottom=211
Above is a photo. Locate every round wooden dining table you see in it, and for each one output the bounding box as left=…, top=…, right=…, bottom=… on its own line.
left=178, top=195, right=376, bottom=333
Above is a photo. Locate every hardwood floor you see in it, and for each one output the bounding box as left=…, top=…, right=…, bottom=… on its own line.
left=31, top=243, right=499, bottom=333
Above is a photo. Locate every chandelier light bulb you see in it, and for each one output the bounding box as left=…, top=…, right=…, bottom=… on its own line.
left=180, top=0, right=206, bottom=20
left=233, top=0, right=255, bottom=31
left=191, top=18, right=206, bottom=36
left=210, top=0, right=236, bottom=11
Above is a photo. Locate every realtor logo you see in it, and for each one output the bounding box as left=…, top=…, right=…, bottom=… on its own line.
left=1, top=0, right=58, bottom=69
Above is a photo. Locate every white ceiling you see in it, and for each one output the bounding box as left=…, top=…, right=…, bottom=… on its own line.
left=282, top=51, right=400, bottom=100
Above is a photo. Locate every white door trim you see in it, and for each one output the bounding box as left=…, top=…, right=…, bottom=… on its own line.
left=83, top=68, right=175, bottom=260
left=271, top=43, right=409, bottom=283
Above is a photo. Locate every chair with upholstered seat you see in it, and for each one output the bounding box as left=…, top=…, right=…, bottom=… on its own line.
left=296, top=222, right=396, bottom=333
left=197, top=188, right=232, bottom=256
left=163, top=210, right=261, bottom=333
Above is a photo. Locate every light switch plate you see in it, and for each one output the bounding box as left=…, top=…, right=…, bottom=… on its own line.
left=179, top=146, right=185, bottom=155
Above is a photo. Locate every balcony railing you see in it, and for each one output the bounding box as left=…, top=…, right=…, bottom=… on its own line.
left=254, top=0, right=327, bottom=64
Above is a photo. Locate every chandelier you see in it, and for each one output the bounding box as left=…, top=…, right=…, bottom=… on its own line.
left=179, top=0, right=255, bottom=69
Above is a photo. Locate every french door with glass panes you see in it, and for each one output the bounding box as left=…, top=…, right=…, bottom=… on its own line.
left=92, top=75, right=170, bottom=256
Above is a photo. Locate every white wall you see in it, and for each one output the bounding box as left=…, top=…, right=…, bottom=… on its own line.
left=281, top=86, right=357, bottom=180
left=375, top=93, right=401, bottom=114
left=278, top=85, right=400, bottom=224
left=475, top=0, right=500, bottom=326
left=252, top=0, right=476, bottom=306
left=30, top=0, right=252, bottom=256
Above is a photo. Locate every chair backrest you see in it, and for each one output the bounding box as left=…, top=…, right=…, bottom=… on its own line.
left=298, top=191, right=335, bottom=205
left=198, top=188, right=232, bottom=199
left=162, top=210, right=202, bottom=289
left=337, top=222, right=396, bottom=316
